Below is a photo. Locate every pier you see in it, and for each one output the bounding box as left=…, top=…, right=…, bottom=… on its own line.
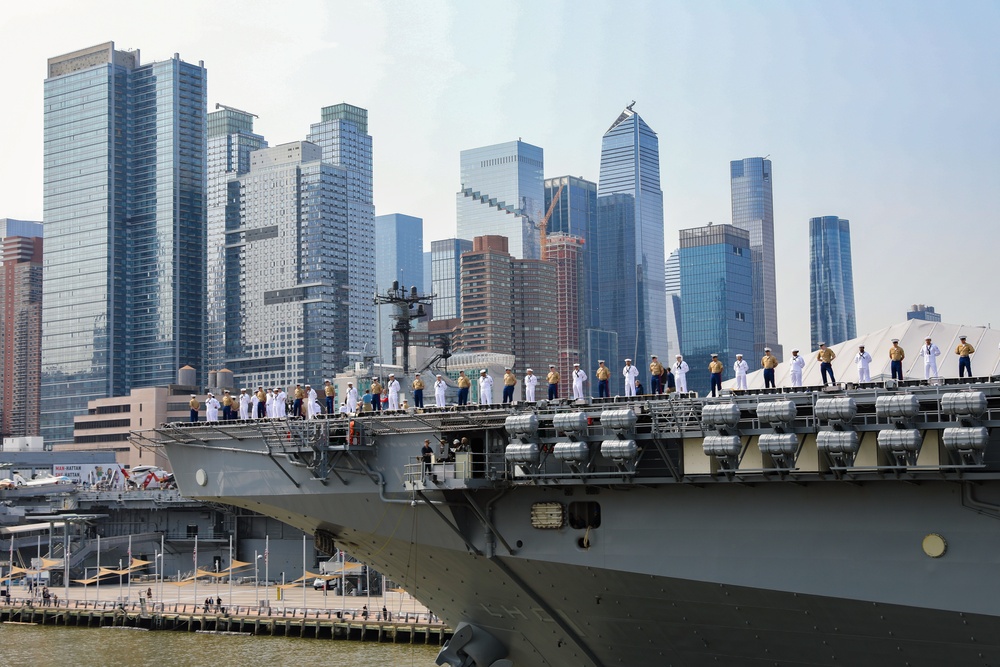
left=0, top=596, right=451, bottom=644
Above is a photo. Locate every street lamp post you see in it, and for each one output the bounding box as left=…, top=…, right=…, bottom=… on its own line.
left=154, top=552, right=163, bottom=609
left=254, top=551, right=261, bottom=609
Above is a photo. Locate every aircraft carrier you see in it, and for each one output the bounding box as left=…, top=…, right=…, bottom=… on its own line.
left=146, top=378, right=1000, bottom=666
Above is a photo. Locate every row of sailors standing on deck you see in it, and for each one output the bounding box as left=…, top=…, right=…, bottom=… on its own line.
left=708, top=334, right=974, bottom=398
left=187, top=381, right=343, bottom=422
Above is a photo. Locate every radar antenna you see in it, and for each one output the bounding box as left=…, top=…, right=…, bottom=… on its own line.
left=373, top=283, right=435, bottom=375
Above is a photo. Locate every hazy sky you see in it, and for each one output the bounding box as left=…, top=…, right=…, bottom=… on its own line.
left=1, top=0, right=997, bottom=354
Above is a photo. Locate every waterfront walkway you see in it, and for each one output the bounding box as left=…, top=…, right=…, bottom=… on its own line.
left=1, top=583, right=447, bottom=643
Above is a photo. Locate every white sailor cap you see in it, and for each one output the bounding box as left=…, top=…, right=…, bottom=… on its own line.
left=573, top=362, right=580, bottom=366
left=711, top=353, right=718, bottom=357
left=505, top=367, right=511, bottom=371
left=208, top=392, right=214, bottom=396
left=480, top=369, right=487, bottom=373
left=819, top=342, right=827, bottom=346
left=960, top=335, right=967, bottom=339
left=651, top=354, right=657, bottom=358
left=764, top=347, right=771, bottom=352
left=436, top=374, right=442, bottom=377
left=549, top=364, right=555, bottom=367
left=625, top=358, right=632, bottom=362
left=347, top=382, right=353, bottom=385
left=414, top=372, right=421, bottom=375
left=925, top=336, right=932, bottom=340
left=891, top=339, right=899, bottom=343
left=324, top=379, right=331, bottom=383
left=305, top=384, right=311, bottom=387
left=191, top=394, right=196, bottom=398
left=736, top=353, right=743, bottom=357
left=676, top=354, right=682, bottom=358
left=792, top=349, right=799, bottom=353
left=598, top=359, right=605, bottom=363
left=526, top=368, right=533, bottom=372
left=388, top=373, right=395, bottom=377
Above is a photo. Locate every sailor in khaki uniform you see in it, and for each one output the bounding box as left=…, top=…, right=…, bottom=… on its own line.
left=595, top=360, right=611, bottom=398
left=956, top=335, right=975, bottom=378
left=502, top=368, right=517, bottom=404
left=649, top=355, right=665, bottom=394
left=412, top=373, right=425, bottom=408
left=817, top=343, right=836, bottom=385
left=761, top=348, right=778, bottom=389
left=888, top=339, right=905, bottom=381
left=189, top=395, right=200, bottom=422
left=709, top=354, right=724, bottom=397
left=456, top=372, right=471, bottom=406
left=324, top=380, right=336, bottom=414
left=370, top=378, right=383, bottom=412
left=547, top=365, right=560, bottom=400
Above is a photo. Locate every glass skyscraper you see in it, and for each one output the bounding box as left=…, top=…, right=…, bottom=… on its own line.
left=307, top=104, right=376, bottom=360
left=206, top=106, right=267, bottom=376
left=42, top=42, right=206, bottom=445
left=596, top=104, right=666, bottom=374
left=731, top=157, right=781, bottom=360
left=679, top=224, right=754, bottom=396
left=809, top=216, right=856, bottom=350
left=456, top=141, right=544, bottom=260
left=375, top=213, right=424, bottom=363
left=431, top=238, right=472, bottom=321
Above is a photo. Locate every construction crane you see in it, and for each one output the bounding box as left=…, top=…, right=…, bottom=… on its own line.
left=538, top=182, right=564, bottom=258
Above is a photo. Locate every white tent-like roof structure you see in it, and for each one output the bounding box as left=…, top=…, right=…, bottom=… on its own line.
left=728, top=320, right=1000, bottom=390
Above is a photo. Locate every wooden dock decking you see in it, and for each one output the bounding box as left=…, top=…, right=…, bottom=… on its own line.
left=0, top=601, right=452, bottom=644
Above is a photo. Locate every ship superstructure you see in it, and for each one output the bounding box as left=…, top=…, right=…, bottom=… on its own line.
left=147, top=378, right=1000, bottom=666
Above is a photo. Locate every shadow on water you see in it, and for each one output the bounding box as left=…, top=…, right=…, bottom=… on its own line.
left=0, top=624, right=440, bottom=667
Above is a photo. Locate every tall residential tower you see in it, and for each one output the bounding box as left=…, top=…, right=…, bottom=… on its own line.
left=1, top=220, right=43, bottom=438
left=41, top=42, right=207, bottom=445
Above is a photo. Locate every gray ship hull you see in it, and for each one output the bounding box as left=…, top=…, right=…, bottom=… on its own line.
left=150, top=384, right=1000, bottom=666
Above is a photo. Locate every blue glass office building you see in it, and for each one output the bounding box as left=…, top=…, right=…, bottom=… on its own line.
left=809, top=216, right=856, bottom=350
left=375, top=213, right=424, bottom=363
left=596, top=105, right=667, bottom=379
left=431, top=238, right=472, bottom=321
left=41, top=42, right=206, bottom=444
left=731, top=157, right=782, bottom=360
left=679, top=224, right=754, bottom=396
left=456, top=141, right=544, bottom=260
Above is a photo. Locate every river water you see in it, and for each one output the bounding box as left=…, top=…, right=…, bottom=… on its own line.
left=1, top=624, right=440, bottom=667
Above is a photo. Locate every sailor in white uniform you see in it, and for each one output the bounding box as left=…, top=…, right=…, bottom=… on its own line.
left=733, top=354, right=749, bottom=390
left=434, top=374, right=447, bottom=407
left=854, top=345, right=873, bottom=383
left=205, top=393, right=220, bottom=422
left=623, top=358, right=639, bottom=397
left=478, top=369, right=493, bottom=405
left=387, top=374, right=401, bottom=410
left=919, top=337, right=942, bottom=379
left=275, top=388, right=287, bottom=417
left=572, top=363, right=587, bottom=400
left=238, top=389, right=251, bottom=420
left=266, top=390, right=275, bottom=418
left=788, top=349, right=806, bottom=387
left=523, top=369, right=538, bottom=402
left=345, top=382, right=359, bottom=413
left=673, top=355, right=689, bottom=393
left=306, top=385, right=318, bottom=418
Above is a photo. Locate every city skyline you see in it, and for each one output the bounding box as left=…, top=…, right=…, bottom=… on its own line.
left=1, top=2, right=997, bottom=357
